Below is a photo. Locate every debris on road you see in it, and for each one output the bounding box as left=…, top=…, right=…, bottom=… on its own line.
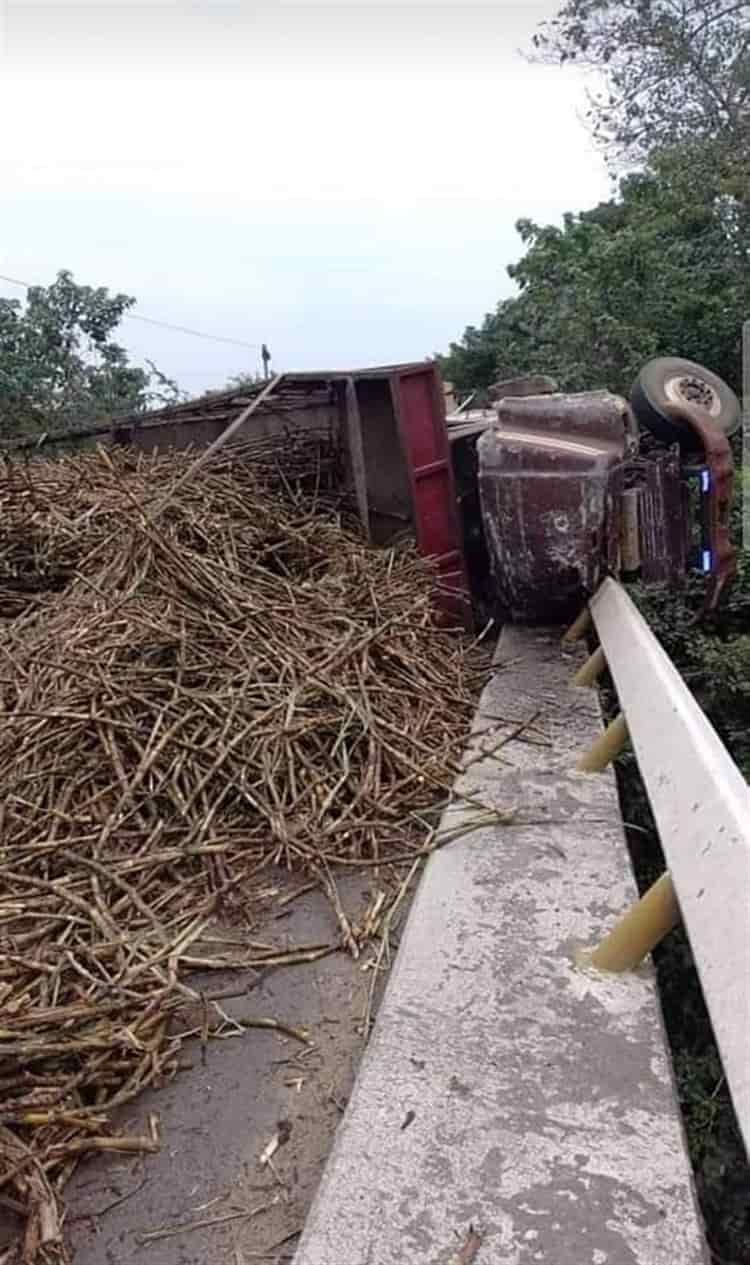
left=0, top=441, right=489, bottom=1262
left=449, top=1225, right=483, bottom=1265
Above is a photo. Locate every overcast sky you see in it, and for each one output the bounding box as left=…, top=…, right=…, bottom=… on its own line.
left=0, top=2, right=612, bottom=395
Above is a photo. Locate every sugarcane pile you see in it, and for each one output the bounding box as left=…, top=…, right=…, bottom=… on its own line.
left=0, top=440, right=486, bottom=1262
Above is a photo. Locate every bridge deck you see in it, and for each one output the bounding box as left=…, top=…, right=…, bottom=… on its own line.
left=293, top=625, right=707, bottom=1265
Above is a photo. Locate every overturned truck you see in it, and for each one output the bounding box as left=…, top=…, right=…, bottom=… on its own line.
left=19, top=352, right=739, bottom=626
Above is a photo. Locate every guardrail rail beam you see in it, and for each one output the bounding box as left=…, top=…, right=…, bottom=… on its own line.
left=589, top=577, right=750, bottom=1156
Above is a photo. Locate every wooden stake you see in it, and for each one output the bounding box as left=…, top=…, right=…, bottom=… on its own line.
left=576, top=712, right=628, bottom=772
left=588, top=873, right=680, bottom=972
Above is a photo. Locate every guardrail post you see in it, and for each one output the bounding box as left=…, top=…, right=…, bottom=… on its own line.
left=576, top=712, right=628, bottom=772
left=562, top=606, right=592, bottom=643
left=573, top=645, right=607, bottom=688
left=586, top=873, right=680, bottom=972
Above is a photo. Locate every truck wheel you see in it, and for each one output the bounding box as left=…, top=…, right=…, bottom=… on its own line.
left=631, top=357, right=741, bottom=449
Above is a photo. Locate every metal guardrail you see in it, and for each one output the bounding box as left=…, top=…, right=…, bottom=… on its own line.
left=566, top=578, right=750, bottom=1156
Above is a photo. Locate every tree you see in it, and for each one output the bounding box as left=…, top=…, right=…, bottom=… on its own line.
left=226, top=372, right=266, bottom=391
left=531, top=0, right=750, bottom=169
left=0, top=271, right=181, bottom=439
left=439, top=147, right=746, bottom=396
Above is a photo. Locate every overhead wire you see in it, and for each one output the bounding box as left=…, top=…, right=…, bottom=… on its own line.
left=0, top=271, right=264, bottom=351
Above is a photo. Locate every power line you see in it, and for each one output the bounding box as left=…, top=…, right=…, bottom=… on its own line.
left=124, top=312, right=261, bottom=350
left=0, top=273, right=29, bottom=290
left=0, top=271, right=263, bottom=351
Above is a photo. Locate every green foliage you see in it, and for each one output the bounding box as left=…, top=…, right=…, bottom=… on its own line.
left=0, top=271, right=181, bottom=439
left=226, top=372, right=266, bottom=391
left=439, top=147, right=747, bottom=397
left=629, top=579, right=750, bottom=762
left=442, top=0, right=749, bottom=399
left=663, top=937, right=750, bottom=1262
left=531, top=0, right=750, bottom=168
left=629, top=489, right=750, bottom=777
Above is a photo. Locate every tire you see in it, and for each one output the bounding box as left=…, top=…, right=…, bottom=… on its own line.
left=630, top=357, right=741, bottom=450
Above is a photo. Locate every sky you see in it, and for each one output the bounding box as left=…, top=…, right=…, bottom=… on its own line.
left=0, top=2, right=612, bottom=395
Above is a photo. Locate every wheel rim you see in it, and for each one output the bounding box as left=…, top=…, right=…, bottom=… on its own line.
left=663, top=373, right=721, bottom=418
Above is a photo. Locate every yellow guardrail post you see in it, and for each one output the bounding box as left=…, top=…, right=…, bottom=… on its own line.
left=576, top=712, right=628, bottom=772
left=586, top=873, right=680, bottom=972
left=573, top=645, right=607, bottom=688
left=562, top=606, right=592, bottom=643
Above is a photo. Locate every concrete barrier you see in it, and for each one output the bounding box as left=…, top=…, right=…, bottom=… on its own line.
left=293, top=625, right=707, bottom=1265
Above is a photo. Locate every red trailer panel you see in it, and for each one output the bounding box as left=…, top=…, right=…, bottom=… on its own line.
left=390, top=366, right=472, bottom=628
